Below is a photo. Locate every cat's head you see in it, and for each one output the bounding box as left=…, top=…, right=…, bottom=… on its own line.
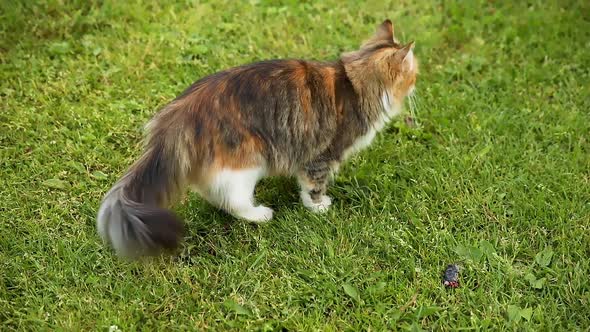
left=342, top=19, right=418, bottom=100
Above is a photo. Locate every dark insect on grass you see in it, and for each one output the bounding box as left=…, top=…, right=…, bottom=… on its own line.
left=443, top=264, right=460, bottom=288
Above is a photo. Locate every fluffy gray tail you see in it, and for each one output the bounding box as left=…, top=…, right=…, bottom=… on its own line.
left=97, top=143, right=185, bottom=258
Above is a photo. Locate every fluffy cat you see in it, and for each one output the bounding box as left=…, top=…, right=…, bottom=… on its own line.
left=97, top=19, right=418, bottom=257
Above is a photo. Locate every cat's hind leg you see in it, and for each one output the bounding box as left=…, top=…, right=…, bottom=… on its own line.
left=297, top=160, right=334, bottom=213
left=202, top=167, right=273, bottom=223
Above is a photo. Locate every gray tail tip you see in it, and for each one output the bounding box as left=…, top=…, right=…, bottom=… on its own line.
left=98, top=202, right=186, bottom=258
left=137, top=207, right=186, bottom=256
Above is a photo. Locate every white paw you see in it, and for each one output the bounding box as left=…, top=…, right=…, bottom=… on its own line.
left=238, top=206, right=274, bottom=223
left=300, top=191, right=332, bottom=213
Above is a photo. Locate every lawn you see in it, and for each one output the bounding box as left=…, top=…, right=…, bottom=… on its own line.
left=1, top=0, right=589, bottom=330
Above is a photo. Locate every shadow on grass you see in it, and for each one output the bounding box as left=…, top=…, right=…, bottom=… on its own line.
left=173, top=177, right=301, bottom=259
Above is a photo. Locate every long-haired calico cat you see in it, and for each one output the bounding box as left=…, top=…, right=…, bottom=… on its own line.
left=97, top=19, right=418, bottom=257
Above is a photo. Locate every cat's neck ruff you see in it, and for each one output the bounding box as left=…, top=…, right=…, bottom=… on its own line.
left=342, top=91, right=402, bottom=160
left=373, top=91, right=401, bottom=131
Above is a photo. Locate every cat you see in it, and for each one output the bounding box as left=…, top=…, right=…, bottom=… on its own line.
left=97, top=19, right=418, bottom=257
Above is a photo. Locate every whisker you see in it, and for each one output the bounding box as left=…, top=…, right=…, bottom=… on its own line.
left=412, top=93, right=424, bottom=112
left=407, top=90, right=420, bottom=127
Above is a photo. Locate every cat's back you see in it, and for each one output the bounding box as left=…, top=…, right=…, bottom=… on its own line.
left=171, top=58, right=341, bottom=141
left=177, top=58, right=338, bottom=104
left=149, top=58, right=343, bottom=174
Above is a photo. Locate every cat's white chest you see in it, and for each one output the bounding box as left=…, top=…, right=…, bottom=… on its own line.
left=343, top=129, right=377, bottom=160
left=342, top=92, right=401, bottom=160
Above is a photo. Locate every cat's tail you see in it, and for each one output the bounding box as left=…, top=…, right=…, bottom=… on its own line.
left=96, top=137, right=187, bottom=258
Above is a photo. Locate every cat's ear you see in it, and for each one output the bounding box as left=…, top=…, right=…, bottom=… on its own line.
left=394, top=41, right=415, bottom=71
left=375, top=19, right=394, bottom=41
left=361, top=19, right=394, bottom=48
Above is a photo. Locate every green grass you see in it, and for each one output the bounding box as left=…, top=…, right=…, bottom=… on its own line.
left=1, top=0, right=589, bottom=330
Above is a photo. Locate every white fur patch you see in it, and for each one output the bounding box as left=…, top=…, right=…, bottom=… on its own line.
left=300, top=191, right=332, bottom=213
left=405, top=50, right=415, bottom=71
left=381, top=91, right=401, bottom=121
left=206, top=167, right=273, bottom=222
left=342, top=92, right=401, bottom=160
left=343, top=128, right=377, bottom=160
left=297, top=175, right=333, bottom=213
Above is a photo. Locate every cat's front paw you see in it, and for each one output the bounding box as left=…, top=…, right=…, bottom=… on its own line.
left=237, top=206, right=274, bottom=223
left=301, top=191, right=332, bottom=213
